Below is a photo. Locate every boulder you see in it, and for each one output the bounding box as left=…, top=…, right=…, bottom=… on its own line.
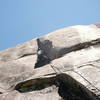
left=0, top=23, right=100, bottom=100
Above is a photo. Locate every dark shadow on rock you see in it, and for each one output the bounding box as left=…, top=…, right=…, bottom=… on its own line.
left=34, top=39, right=52, bottom=68
left=34, top=50, right=50, bottom=68
left=15, top=73, right=98, bottom=100
left=15, top=76, right=55, bottom=93
left=56, top=74, right=98, bottom=100
left=35, top=38, right=100, bottom=63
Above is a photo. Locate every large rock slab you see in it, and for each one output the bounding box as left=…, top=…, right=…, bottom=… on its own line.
left=0, top=23, right=100, bottom=100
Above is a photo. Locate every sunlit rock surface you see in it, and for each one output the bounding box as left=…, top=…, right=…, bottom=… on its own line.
left=0, top=23, right=100, bottom=100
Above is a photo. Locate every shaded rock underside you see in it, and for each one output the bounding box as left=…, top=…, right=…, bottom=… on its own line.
left=15, top=74, right=98, bottom=100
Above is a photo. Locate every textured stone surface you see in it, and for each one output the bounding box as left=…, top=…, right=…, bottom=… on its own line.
left=0, top=23, right=100, bottom=100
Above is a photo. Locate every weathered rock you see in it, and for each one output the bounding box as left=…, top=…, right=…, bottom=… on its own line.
left=0, top=23, right=100, bottom=100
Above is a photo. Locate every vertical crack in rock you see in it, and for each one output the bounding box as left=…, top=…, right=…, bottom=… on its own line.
left=34, top=39, right=51, bottom=68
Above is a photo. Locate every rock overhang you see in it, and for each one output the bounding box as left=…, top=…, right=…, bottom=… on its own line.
left=0, top=23, right=100, bottom=100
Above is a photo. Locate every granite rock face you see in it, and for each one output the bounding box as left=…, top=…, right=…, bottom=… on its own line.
left=0, top=23, right=100, bottom=100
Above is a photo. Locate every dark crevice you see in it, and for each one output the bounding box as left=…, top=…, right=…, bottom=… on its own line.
left=56, top=74, right=98, bottom=100
left=34, top=39, right=51, bottom=68
left=15, top=76, right=55, bottom=93
left=15, top=73, right=98, bottom=100
left=57, top=38, right=100, bottom=59
left=16, top=38, right=100, bottom=69
left=43, top=73, right=56, bottom=76
left=19, top=53, right=34, bottom=58
left=34, top=51, right=50, bottom=68
left=34, top=38, right=100, bottom=64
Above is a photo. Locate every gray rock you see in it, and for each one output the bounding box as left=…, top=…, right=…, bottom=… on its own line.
left=0, top=23, right=100, bottom=100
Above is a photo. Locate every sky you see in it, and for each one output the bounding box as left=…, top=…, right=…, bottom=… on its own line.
left=0, top=0, right=100, bottom=50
